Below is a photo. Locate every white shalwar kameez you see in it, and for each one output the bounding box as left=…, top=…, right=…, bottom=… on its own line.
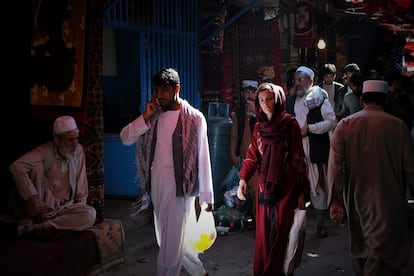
left=120, top=109, right=211, bottom=276
left=293, top=95, right=336, bottom=209
left=152, top=110, right=205, bottom=276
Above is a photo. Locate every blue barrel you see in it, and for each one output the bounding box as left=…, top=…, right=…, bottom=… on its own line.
left=207, top=102, right=233, bottom=207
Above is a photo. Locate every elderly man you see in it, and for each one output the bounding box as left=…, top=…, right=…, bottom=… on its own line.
left=328, top=80, right=414, bottom=276
left=286, top=66, right=337, bottom=239
left=8, top=116, right=96, bottom=236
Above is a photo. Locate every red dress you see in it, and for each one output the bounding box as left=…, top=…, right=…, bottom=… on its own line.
left=239, top=110, right=309, bottom=276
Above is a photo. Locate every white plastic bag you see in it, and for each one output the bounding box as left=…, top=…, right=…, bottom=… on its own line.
left=187, top=204, right=217, bottom=253
left=283, top=208, right=307, bottom=274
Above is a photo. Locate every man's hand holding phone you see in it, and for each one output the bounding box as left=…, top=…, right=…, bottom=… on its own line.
left=143, top=95, right=160, bottom=122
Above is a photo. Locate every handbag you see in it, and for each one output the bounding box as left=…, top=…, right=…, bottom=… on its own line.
left=283, top=208, right=307, bottom=274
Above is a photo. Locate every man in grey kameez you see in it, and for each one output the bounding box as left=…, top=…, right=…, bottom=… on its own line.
left=8, top=116, right=96, bottom=235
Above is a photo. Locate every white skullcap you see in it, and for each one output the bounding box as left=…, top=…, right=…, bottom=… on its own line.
left=241, top=80, right=258, bottom=89
left=53, top=116, right=78, bottom=135
left=362, top=80, right=388, bottom=94
left=296, top=66, right=315, bottom=80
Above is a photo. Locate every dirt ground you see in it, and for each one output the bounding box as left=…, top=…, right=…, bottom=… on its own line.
left=97, top=199, right=414, bottom=276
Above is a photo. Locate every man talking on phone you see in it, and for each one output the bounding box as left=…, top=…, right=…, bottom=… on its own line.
left=120, top=68, right=214, bottom=276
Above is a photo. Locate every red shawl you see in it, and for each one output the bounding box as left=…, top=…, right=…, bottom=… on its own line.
left=240, top=83, right=309, bottom=275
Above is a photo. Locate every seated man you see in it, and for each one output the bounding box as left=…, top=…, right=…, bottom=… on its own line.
left=7, top=116, right=96, bottom=236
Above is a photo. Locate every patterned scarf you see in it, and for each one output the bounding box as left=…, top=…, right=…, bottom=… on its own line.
left=179, top=100, right=199, bottom=195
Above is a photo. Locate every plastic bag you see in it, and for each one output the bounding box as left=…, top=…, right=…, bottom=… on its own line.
left=283, top=208, right=306, bottom=274
left=224, top=186, right=252, bottom=214
left=213, top=205, right=245, bottom=235
left=224, top=186, right=240, bottom=208
left=221, top=167, right=240, bottom=193
left=187, top=204, right=217, bottom=253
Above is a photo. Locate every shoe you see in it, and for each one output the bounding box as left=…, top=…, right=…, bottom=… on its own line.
left=315, top=226, right=328, bottom=239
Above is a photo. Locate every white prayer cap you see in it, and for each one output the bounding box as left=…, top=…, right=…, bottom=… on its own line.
left=343, top=63, right=360, bottom=72
left=362, top=80, right=388, bottom=94
left=296, top=66, right=314, bottom=80
left=241, top=80, right=258, bottom=90
left=53, top=116, right=78, bottom=135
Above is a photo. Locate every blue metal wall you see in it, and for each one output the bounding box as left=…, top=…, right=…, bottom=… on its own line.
left=103, top=134, right=139, bottom=197
left=103, top=0, right=201, bottom=111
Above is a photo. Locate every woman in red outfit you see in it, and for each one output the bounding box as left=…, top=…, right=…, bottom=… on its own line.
left=237, top=82, right=309, bottom=276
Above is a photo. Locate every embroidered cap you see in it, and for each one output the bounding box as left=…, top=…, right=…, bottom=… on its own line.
left=296, top=66, right=314, bottom=80
left=241, top=80, right=258, bottom=90
left=53, top=116, right=78, bottom=135
left=362, top=80, right=388, bottom=94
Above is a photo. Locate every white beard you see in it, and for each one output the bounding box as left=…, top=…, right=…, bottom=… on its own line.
left=296, top=83, right=312, bottom=97
left=58, top=145, right=76, bottom=159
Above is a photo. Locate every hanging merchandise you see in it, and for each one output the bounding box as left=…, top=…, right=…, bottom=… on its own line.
left=403, top=37, right=414, bottom=72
